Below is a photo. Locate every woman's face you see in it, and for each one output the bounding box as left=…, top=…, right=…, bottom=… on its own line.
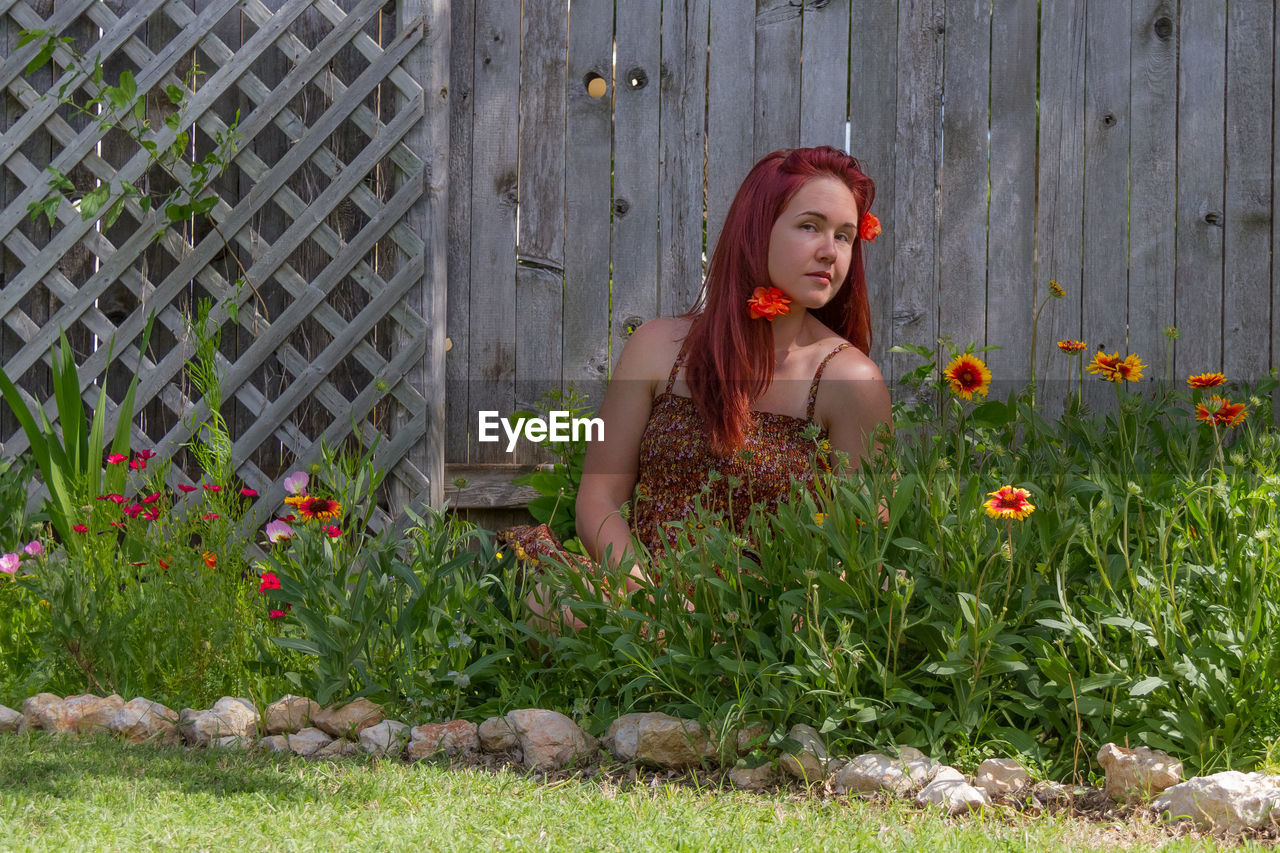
left=766, top=175, right=860, bottom=313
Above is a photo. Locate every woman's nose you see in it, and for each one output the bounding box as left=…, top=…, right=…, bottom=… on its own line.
left=816, top=234, right=836, bottom=260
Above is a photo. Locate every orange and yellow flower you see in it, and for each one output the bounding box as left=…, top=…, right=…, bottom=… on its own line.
left=1187, top=372, right=1226, bottom=389
left=1056, top=339, right=1087, bottom=354
left=285, top=494, right=344, bottom=521
left=1049, top=280, right=1065, bottom=298
left=1194, top=395, right=1248, bottom=428
left=983, top=486, right=1036, bottom=521
left=746, top=286, right=792, bottom=321
left=203, top=551, right=217, bottom=568
left=942, top=353, right=992, bottom=400
left=859, top=212, right=882, bottom=243
left=1087, top=351, right=1144, bottom=382
left=1114, top=353, right=1145, bottom=382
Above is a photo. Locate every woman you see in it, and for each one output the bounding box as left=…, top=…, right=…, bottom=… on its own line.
left=509, top=146, right=891, bottom=612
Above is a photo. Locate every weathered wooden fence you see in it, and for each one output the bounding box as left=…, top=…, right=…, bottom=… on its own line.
left=3, top=0, right=1278, bottom=525
left=0, top=0, right=447, bottom=527
left=446, top=0, right=1279, bottom=517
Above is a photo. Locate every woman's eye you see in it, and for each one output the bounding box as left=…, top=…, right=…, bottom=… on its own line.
left=837, top=232, right=851, bottom=242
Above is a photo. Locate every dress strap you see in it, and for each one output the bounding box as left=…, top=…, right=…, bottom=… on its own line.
left=663, top=348, right=688, bottom=395
left=806, top=343, right=853, bottom=422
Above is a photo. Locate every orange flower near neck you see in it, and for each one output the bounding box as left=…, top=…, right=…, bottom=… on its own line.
left=859, top=212, right=881, bottom=242
left=1187, top=372, right=1226, bottom=389
left=747, top=286, right=792, bottom=321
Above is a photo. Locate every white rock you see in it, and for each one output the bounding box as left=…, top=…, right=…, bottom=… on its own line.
left=0, top=704, right=22, bottom=733
left=777, top=724, right=828, bottom=783
left=504, top=709, right=597, bottom=770
left=21, top=693, right=66, bottom=732
left=478, top=716, right=519, bottom=752
left=601, top=712, right=712, bottom=768
left=287, top=727, right=335, bottom=757
left=312, top=698, right=383, bottom=739
left=975, top=758, right=1033, bottom=796
left=63, top=694, right=124, bottom=734
left=830, top=746, right=935, bottom=796
left=316, top=738, right=360, bottom=758
left=1097, top=743, right=1182, bottom=802
left=109, top=698, right=179, bottom=744
left=359, top=720, right=410, bottom=756
left=915, top=765, right=989, bottom=814
left=179, top=697, right=259, bottom=745
left=260, top=734, right=291, bottom=753
left=264, top=695, right=321, bottom=735
left=1153, top=771, right=1280, bottom=833
left=213, top=735, right=253, bottom=750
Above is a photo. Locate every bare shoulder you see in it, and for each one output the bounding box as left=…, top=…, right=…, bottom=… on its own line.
left=823, top=344, right=886, bottom=384
left=613, top=317, right=691, bottom=382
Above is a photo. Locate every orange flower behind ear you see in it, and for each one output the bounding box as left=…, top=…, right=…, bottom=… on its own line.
left=746, top=286, right=793, bottom=321
left=859, top=212, right=881, bottom=242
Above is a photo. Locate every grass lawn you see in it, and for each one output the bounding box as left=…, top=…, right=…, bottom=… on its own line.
left=0, top=733, right=1263, bottom=852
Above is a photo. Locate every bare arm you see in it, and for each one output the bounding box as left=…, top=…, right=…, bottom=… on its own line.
left=575, top=319, right=682, bottom=583
left=818, top=349, right=894, bottom=523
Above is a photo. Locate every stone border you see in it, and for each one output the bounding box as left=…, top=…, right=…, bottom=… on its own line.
left=4, top=694, right=1279, bottom=837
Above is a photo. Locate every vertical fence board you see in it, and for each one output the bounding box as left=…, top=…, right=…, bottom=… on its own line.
left=849, top=0, right=897, bottom=369
left=466, top=0, right=519, bottom=464
left=754, top=0, right=801, bottom=160
left=888, top=0, right=942, bottom=390
left=1034, top=0, right=1086, bottom=396
left=515, top=0, right=565, bottom=419
left=562, top=0, right=612, bottom=399
left=658, top=0, right=708, bottom=316
left=937, top=0, right=989, bottom=368
left=445, top=0, right=474, bottom=462
left=1274, top=4, right=1280, bottom=423
left=1081, top=0, right=1131, bottom=413
left=1128, top=0, right=1177, bottom=385
left=1174, top=2, right=1226, bottom=379
left=986, top=0, right=1036, bottom=391
left=613, top=0, right=661, bottom=365
left=1222, top=0, right=1273, bottom=382
left=706, top=1, right=754, bottom=255
left=799, top=0, right=849, bottom=151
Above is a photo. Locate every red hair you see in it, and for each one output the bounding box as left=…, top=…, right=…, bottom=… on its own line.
left=682, top=146, right=877, bottom=456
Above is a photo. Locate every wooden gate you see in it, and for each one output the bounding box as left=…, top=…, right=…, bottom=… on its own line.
left=0, top=0, right=448, bottom=528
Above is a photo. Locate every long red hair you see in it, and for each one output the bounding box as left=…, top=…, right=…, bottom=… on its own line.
left=682, top=146, right=876, bottom=456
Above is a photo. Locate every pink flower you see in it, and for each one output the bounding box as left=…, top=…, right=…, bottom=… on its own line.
left=97, top=493, right=125, bottom=504
left=109, top=521, right=126, bottom=529
left=143, top=509, right=161, bottom=522
left=0, top=553, right=19, bottom=575
left=323, top=525, right=343, bottom=538
left=141, top=492, right=162, bottom=504
left=283, top=472, right=309, bottom=496
left=268, top=609, right=286, bottom=619
left=240, top=488, right=258, bottom=497
left=106, top=453, right=127, bottom=465
left=203, top=484, right=222, bottom=493
left=265, top=520, right=294, bottom=544
left=177, top=484, right=197, bottom=493
left=130, top=457, right=147, bottom=471
left=259, top=572, right=282, bottom=593
left=24, top=541, right=44, bottom=557
left=122, top=504, right=144, bottom=518
left=73, top=524, right=89, bottom=533
left=135, top=449, right=156, bottom=460
left=202, top=513, right=220, bottom=521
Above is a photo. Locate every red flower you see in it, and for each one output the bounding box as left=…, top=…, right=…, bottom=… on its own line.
left=110, top=521, right=126, bottom=529
left=203, top=484, right=222, bottom=492
left=259, top=572, right=282, bottom=593
left=203, top=551, right=217, bottom=568
left=177, top=484, right=197, bottom=493
left=240, top=488, right=258, bottom=497
left=98, top=493, right=125, bottom=504
left=859, top=212, right=882, bottom=242
left=135, top=449, right=156, bottom=460
left=280, top=514, right=297, bottom=523
left=73, top=524, right=89, bottom=533
left=323, top=525, right=343, bottom=538
left=1187, top=372, right=1226, bottom=389
left=106, top=453, right=127, bottom=465
left=1195, top=395, right=1248, bottom=428
left=268, top=609, right=286, bottom=619
left=158, top=559, right=170, bottom=570
left=130, top=458, right=147, bottom=471
left=202, top=513, right=220, bottom=521
left=143, top=509, right=160, bottom=522
left=141, top=492, right=162, bottom=504
left=122, top=504, right=144, bottom=518
left=746, top=286, right=793, bottom=321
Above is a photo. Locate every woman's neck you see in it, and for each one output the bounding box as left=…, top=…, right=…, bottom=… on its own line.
left=770, top=309, right=812, bottom=356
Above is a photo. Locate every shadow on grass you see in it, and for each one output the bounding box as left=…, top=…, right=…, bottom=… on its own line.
left=0, top=732, right=359, bottom=802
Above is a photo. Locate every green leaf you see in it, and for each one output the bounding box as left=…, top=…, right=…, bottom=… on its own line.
left=270, top=637, right=323, bottom=656
left=78, top=184, right=110, bottom=219
left=119, top=70, right=137, bottom=104
left=165, top=84, right=184, bottom=105
left=1130, top=675, right=1166, bottom=697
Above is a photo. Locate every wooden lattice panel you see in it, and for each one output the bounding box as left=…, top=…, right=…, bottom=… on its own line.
left=0, top=0, right=433, bottom=532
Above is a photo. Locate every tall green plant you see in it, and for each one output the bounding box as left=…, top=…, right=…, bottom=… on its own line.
left=0, top=318, right=154, bottom=549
